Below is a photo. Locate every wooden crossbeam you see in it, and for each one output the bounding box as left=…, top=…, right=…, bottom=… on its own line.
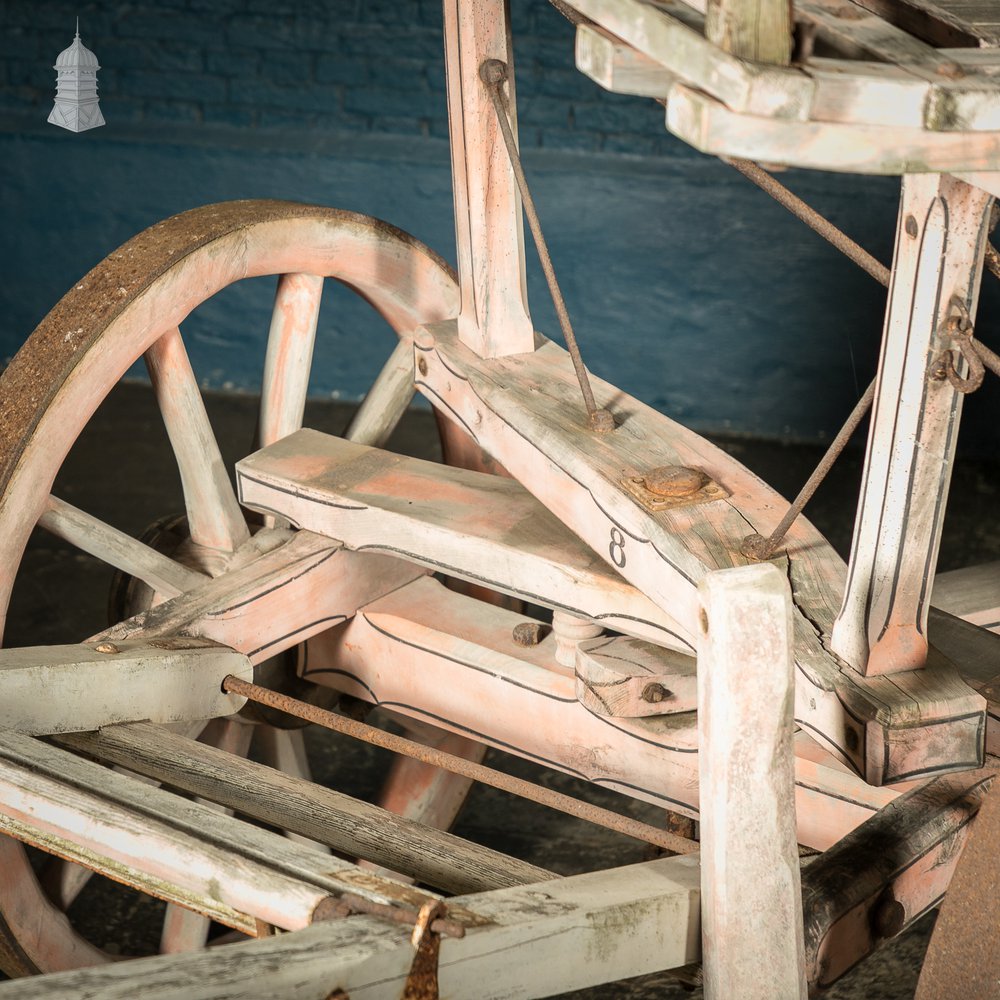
left=0, top=638, right=250, bottom=734
left=236, top=428, right=691, bottom=651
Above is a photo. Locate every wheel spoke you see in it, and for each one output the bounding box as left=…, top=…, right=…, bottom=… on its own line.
left=145, top=327, right=250, bottom=555
left=259, top=273, right=323, bottom=448
left=343, top=337, right=416, bottom=447
left=38, top=496, right=208, bottom=598
left=159, top=905, right=211, bottom=955
left=39, top=857, right=94, bottom=912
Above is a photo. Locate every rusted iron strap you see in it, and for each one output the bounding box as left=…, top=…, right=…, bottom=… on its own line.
left=222, top=676, right=698, bottom=856
left=314, top=892, right=465, bottom=940
left=403, top=900, right=447, bottom=1000
left=479, top=58, right=614, bottom=434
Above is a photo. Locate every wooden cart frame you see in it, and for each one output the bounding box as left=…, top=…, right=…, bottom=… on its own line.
left=1, top=0, right=1000, bottom=996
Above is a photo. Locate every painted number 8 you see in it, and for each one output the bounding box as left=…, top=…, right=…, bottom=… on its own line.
left=609, top=527, right=626, bottom=568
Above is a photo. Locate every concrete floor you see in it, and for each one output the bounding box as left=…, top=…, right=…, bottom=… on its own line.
left=6, top=381, right=999, bottom=996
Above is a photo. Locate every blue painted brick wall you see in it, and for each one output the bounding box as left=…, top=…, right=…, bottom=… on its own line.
left=0, top=0, right=675, bottom=156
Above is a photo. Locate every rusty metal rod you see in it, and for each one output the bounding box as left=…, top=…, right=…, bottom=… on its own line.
left=725, top=158, right=891, bottom=287
left=223, top=675, right=697, bottom=856
left=742, top=378, right=876, bottom=560
left=481, top=58, right=614, bottom=433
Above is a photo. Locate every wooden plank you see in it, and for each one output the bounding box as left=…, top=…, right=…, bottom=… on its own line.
left=308, top=575, right=906, bottom=850
left=236, top=429, right=693, bottom=651
left=575, top=634, right=697, bottom=716
left=145, top=326, right=250, bottom=555
left=415, top=318, right=986, bottom=786
left=698, top=565, right=806, bottom=1000
left=831, top=174, right=992, bottom=674
left=846, top=0, right=985, bottom=47
left=0, top=731, right=448, bottom=936
left=59, top=721, right=554, bottom=896
left=567, top=0, right=814, bottom=119
left=443, top=0, right=534, bottom=357
left=933, top=559, right=1000, bottom=628
left=0, top=854, right=701, bottom=1000
left=96, top=529, right=427, bottom=665
left=667, top=81, right=1000, bottom=173
left=37, top=494, right=208, bottom=598
left=795, top=0, right=966, bottom=78
left=0, top=638, right=250, bottom=734
left=705, top=0, right=792, bottom=64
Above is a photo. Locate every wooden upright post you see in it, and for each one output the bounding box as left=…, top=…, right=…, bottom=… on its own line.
left=832, top=174, right=992, bottom=675
left=698, top=564, right=807, bottom=1000
left=706, top=0, right=793, bottom=66
left=443, top=0, right=535, bottom=358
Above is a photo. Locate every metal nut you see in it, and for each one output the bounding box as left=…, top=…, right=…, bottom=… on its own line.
left=512, top=622, right=546, bottom=647
left=642, top=466, right=706, bottom=498
left=641, top=682, right=671, bottom=704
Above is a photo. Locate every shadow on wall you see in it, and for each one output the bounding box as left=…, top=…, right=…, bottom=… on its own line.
left=2, top=0, right=998, bottom=450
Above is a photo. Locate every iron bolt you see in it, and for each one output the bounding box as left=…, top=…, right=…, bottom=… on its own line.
left=513, top=622, right=546, bottom=647
left=95, top=642, right=120, bottom=654
left=642, top=682, right=671, bottom=704
left=642, top=466, right=705, bottom=498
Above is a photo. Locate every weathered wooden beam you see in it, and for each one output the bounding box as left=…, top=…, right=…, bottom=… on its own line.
left=443, top=0, right=534, bottom=357
left=575, top=634, right=697, bottom=717
left=59, top=722, right=554, bottom=895
left=236, top=428, right=692, bottom=650
left=666, top=83, right=1000, bottom=173
left=0, top=638, right=249, bottom=734
left=414, top=319, right=985, bottom=786
left=802, top=766, right=995, bottom=990
left=698, top=565, right=807, bottom=999
left=97, top=529, right=426, bottom=664
left=706, top=0, right=792, bottom=65
left=0, top=854, right=702, bottom=1000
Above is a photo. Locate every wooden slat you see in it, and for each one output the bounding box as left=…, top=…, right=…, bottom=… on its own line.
left=0, top=854, right=702, bottom=1000
left=568, top=0, right=814, bottom=119
left=236, top=428, right=693, bottom=650
left=933, top=560, right=1000, bottom=628
left=59, top=722, right=554, bottom=895
left=0, top=731, right=447, bottom=935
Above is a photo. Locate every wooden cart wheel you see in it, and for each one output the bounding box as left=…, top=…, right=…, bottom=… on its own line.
left=0, top=199, right=481, bottom=975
